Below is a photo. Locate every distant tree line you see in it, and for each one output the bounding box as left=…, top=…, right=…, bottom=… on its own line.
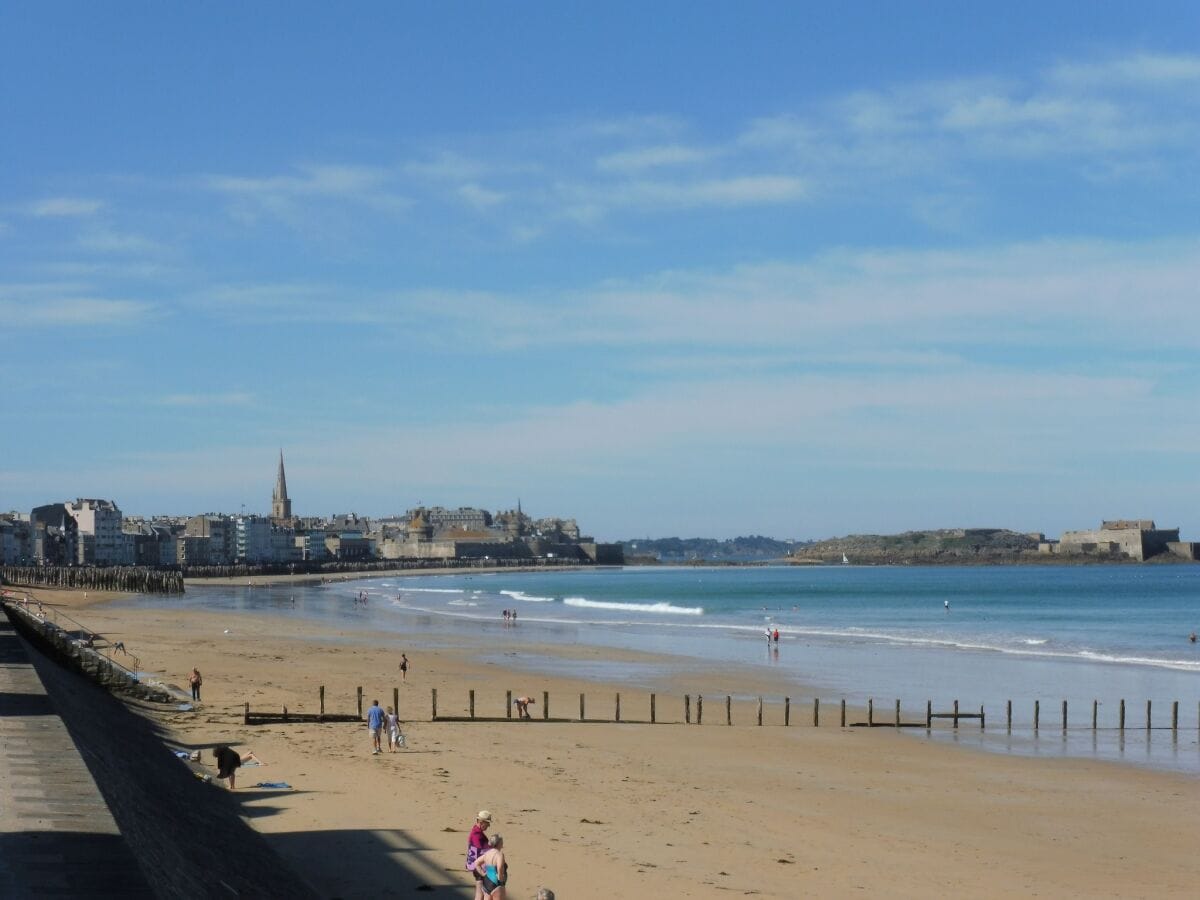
left=620, top=535, right=800, bottom=562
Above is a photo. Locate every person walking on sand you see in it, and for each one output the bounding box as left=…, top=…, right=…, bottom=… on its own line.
left=366, top=699, right=386, bottom=754
left=467, top=811, right=493, bottom=900
left=386, top=706, right=405, bottom=751
left=473, top=833, right=508, bottom=898
left=213, top=745, right=241, bottom=790
left=189, top=668, right=202, bottom=702
left=399, top=653, right=409, bottom=681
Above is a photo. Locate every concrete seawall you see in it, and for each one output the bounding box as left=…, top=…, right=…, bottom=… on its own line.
left=1, top=603, right=318, bottom=898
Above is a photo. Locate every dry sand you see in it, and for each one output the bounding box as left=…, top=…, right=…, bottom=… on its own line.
left=15, top=585, right=1200, bottom=898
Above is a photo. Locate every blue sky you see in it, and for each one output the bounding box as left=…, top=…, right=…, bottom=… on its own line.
left=2, top=2, right=1199, bottom=541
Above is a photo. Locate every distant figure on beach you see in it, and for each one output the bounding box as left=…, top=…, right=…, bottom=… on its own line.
left=944, top=600, right=950, bottom=612
left=765, top=627, right=772, bottom=643
left=113, top=640, right=126, bottom=655
left=503, top=609, right=510, bottom=623
left=1190, top=632, right=1197, bottom=643
left=473, top=833, right=507, bottom=898
left=189, top=667, right=202, bottom=701
left=400, top=653, right=409, bottom=680
left=772, top=628, right=780, bottom=643
left=513, top=696, right=535, bottom=719
left=510, top=609, right=517, bottom=623
left=367, top=699, right=386, bottom=754
left=213, top=745, right=241, bottom=790
left=467, top=811, right=493, bottom=900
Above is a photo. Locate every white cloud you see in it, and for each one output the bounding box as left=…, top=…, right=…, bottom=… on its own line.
left=77, top=228, right=164, bottom=255
left=28, top=197, right=103, bottom=217
left=156, top=392, right=255, bottom=407
left=0, top=296, right=153, bottom=327
left=1052, top=52, right=1200, bottom=88
left=597, top=144, right=712, bottom=172
left=457, top=182, right=506, bottom=209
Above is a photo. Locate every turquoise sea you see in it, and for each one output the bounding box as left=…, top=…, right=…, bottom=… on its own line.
left=132, top=564, right=1200, bottom=774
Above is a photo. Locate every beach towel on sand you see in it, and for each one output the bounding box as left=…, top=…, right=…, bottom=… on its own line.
left=255, top=782, right=292, bottom=789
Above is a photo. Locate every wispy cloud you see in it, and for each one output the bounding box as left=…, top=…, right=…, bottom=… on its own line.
left=77, top=227, right=165, bottom=255
left=0, top=296, right=153, bottom=327
left=156, top=392, right=255, bottom=407
left=597, top=143, right=712, bottom=172
left=28, top=197, right=103, bottom=217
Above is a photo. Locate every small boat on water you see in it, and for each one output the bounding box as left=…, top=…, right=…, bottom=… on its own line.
left=842, top=553, right=850, bottom=565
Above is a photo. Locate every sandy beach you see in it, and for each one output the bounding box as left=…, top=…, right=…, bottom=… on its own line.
left=14, top=584, right=1200, bottom=899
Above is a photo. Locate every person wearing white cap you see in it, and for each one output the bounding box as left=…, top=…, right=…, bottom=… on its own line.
left=467, top=810, right=493, bottom=900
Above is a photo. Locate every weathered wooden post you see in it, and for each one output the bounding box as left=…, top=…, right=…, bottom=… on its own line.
left=357, top=686, right=363, bottom=719
left=1119, top=699, right=1125, bottom=731
left=813, top=697, right=820, bottom=727
left=393, top=687, right=399, bottom=717
left=725, top=695, right=732, bottom=726
left=319, top=685, right=325, bottom=720
left=1146, top=700, right=1152, bottom=731
left=1092, top=700, right=1098, bottom=731
left=507, top=690, right=512, bottom=719
left=1007, top=700, right=1012, bottom=732
left=784, top=696, right=790, bottom=726
left=952, top=699, right=959, bottom=729
left=926, top=700, right=932, bottom=730
left=580, top=693, right=585, bottom=721
left=469, top=689, right=475, bottom=719
left=840, top=699, right=846, bottom=728
left=980, top=704, right=985, bottom=730
left=756, top=696, right=763, bottom=726
left=432, top=688, right=438, bottom=721
left=1034, top=700, right=1040, bottom=732
left=244, top=702, right=250, bottom=725
left=685, top=694, right=691, bottom=724
left=697, top=695, right=704, bottom=725
left=895, top=699, right=900, bottom=728
left=1062, top=700, right=1068, bottom=733
left=615, top=693, right=621, bottom=723
left=1172, top=700, right=1178, bottom=732
left=543, top=690, right=549, bottom=720
left=650, top=693, right=656, bottom=724
left=868, top=698, right=874, bottom=726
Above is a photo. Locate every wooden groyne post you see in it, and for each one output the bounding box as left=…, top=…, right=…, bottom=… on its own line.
left=579, top=693, right=585, bottom=721
left=507, top=690, right=512, bottom=719
left=725, top=695, right=732, bottom=726
left=469, top=689, right=475, bottom=719
left=650, top=693, right=656, bottom=724
left=432, top=688, right=438, bottom=721
left=697, top=694, right=703, bottom=725
left=542, top=690, right=549, bottom=720
left=756, top=697, right=763, bottom=726
left=319, top=685, right=325, bottom=720
left=684, top=694, right=690, bottom=724
left=357, top=686, right=363, bottom=719
left=615, top=693, right=621, bottom=723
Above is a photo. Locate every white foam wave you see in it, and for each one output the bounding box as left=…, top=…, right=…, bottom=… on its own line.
left=403, top=588, right=465, bottom=595
left=563, top=598, right=703, bottom=615
left=500, top=590, right=556, bottom=603
left=1021, top=638, right=1048, bottom=646
left=447, top=599, right=479, bottom=607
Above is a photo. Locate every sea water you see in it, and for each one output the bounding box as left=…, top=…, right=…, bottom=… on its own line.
left=127, top=565, right=1200, bottom=774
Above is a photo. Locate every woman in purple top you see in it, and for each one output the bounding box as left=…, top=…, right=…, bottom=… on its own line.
left=467, top=810, right=492, bottom=900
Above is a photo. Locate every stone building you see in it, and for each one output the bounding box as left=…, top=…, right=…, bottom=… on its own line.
left=66, top=498, right=131, bottom=566
left=1049, top=519, right=1180, bottom=561
left=271, top=450, right=293, bottom=522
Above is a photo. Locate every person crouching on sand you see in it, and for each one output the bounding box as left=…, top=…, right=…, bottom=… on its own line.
left=513, top=696, right=535, bottom=719
left=473, top=833, right=507, bottom=899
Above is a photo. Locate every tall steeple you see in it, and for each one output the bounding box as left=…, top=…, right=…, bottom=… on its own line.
left=271, top=450, right=292, bottom=521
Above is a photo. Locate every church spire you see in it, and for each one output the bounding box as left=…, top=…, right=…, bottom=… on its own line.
left=271, top=450, right=292, bottom=520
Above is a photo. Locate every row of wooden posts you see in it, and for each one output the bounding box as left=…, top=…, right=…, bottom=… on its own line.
left=244, top=687, right=1200, bottom=732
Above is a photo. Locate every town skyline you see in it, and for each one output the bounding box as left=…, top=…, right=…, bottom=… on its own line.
left=3, top=4, right=1199, bottom=541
